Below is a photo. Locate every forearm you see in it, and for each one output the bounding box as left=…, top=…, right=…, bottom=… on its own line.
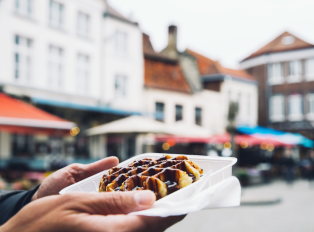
left=0, top=185, right=40, bottom=226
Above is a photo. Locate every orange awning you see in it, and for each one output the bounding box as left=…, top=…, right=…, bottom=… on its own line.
left=0, top=93, right=75, bottom=135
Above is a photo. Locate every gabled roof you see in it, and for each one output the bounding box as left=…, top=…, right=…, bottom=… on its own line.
left=186, top=49, right=255, bottom=81
left=104, top=4, right=137, bottom=25
left=143, top=34, right=191, bottom=93
left=242, top=31, right=314, bottom=62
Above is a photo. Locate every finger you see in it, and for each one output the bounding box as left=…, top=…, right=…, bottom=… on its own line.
left=70, top=191, right=156, bottom=215
left=72, top=157, right=119, bottom=181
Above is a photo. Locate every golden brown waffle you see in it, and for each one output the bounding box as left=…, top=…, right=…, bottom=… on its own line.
left=99, top=155, right=203, bottom=199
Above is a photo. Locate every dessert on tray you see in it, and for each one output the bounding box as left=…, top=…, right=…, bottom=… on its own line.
left=99, top=155, right=203, bottom=199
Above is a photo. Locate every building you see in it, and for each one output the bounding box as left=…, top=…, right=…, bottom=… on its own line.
left=240, top=31, right=314, bottom=140
left=0, top=0, right=143, bottom=158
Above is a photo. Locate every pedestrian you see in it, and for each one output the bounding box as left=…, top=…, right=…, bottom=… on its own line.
left=281, top=148, right=295, bottom=185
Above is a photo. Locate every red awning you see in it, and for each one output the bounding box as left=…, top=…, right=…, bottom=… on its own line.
left=0, top=93, right=75, bottom=135
left=155, top=133, right=292, bottom=147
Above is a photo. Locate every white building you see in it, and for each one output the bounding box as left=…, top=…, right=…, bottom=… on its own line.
left=0, top=0, right=143, bottom=112
left=0, top=0, right=143, bottom=161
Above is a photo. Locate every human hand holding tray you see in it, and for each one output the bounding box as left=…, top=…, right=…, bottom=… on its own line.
left=59, top=153, right=241, bottom=217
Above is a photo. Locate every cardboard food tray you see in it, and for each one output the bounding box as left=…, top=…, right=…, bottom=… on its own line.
left=60, top=153, right=241, bottom=217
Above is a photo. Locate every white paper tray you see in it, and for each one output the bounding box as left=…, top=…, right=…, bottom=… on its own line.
left=60, top=153, right=237, bottom=200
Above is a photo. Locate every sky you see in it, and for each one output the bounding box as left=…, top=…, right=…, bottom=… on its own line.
left=108, top=0, right=314, bottom=69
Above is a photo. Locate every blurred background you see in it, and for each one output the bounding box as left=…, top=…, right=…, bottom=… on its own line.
left=1, top=0, right=314, bottom=231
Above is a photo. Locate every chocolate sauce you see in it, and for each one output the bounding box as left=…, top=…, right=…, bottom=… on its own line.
left=164, top=180, right=178, bottom=193
left=188, top=173, right=196, bottom=182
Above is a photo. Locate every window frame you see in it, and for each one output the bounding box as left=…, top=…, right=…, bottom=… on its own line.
left=49, top=0, right=64, bottom=29
left=268, top=63, right=284, bottom=85
left=15, top=0, right=33, bottom=17
left=14, top=35, right=33, bottom=84
left=48, top=45, right=64, bottom=89
left=195, top=107, right=202, bottom=126
left=175, top=105, right=183, bottom=122
left=77, top=12, right=90, bottom=37
left=269, top=95, right=285, bottom=122
left=287, top=94, right=303, bottom=121
left=77, top=53, right=89, bottom=94
left=287, top=60, right=303, bottom=83
left=115, top=75, right=127, bottom=98
left=115, top=31, right=128, bottom=55
left=305, top=58, right=314, bottom=81
left=155, top=102, right=165, bottom=122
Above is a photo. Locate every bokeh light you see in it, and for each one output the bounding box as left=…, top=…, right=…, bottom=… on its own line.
left=162, top=143, right=170, bottom=151
left=70, top=127, right=80, bottom=136
left=167, top=139, right=176, bottom=147
left=267, top=143, right=275, bottom=152
left=240, top=141, right=248, bottom=149
left=224, top=142, right=232, bottom=149
left=260, top=142, right=268, bottom=150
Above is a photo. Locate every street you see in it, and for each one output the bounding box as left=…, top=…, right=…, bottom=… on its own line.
left=167, top=180, right=314, bottom=232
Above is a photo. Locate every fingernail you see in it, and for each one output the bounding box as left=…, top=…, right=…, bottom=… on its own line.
left=134, top=191, right=155, bottom=206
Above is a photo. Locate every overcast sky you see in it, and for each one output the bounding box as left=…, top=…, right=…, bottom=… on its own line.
left=108, top=0, right=314, bottom=69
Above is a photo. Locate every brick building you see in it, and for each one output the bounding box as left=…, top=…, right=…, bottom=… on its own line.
left=240, top=31, right=314, bottom=139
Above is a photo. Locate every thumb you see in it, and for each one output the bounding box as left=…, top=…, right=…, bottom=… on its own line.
left=74, top=191, right=156, bottom=215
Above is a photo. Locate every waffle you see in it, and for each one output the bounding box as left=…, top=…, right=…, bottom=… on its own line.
left=99, top=155, right=203, bottom=199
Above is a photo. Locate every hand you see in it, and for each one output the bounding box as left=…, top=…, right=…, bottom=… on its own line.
left=2, top=191, right=185, bottom=232
left=32, top=157, right=119, bottom=201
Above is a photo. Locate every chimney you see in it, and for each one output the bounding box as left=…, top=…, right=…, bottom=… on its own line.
left=168, top=25, right=177, bottom=50
left=160, top=25, right=178, bottom=60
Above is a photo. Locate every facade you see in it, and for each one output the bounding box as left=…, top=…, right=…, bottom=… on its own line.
left=240, top=31, right=314, bottom=140
left=0, top=0, right=143, bottom=159
left=143, top=26, right=258, bottom=136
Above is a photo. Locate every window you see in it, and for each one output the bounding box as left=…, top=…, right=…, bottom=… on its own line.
left=268, top=63, right=283, bottom=85
left=195, top=107, right=202, bottom=126
left=288, top=94, right=303, bottom=121
left=270, top=95, right=285, bottom=122
left=305, top=58, right=314, bottom=81
left=115, top=31, right=127, bottom=55
left=307, top=93, right=314, bottom=116
left=48, top=45, right=63, bottom=89
left=115, top=75, right=127, bottom=97
left=77, top=54, right=89, bottom=93
left=14, top=35, right=32, bottom=83
left=15, top=0, right=32, bottom=16
left=155, top=102, right=165, bottom=122
left=77, top=12, right=90, bottom=37
left=175, top=105, right=183, bottom=121
left=288, top=60, right=302, bottom=83
left=49, top=0, right=64, bottom=28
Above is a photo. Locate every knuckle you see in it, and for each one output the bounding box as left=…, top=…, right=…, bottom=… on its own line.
left=108, top=192, right=126, bottom=212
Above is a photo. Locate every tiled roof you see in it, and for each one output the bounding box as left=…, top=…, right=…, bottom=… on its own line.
left=242, top=31, right=314, bottom=61
left=186, top=49, right=255, bottom=81
left=143, top=34, right=191, bottom=93
left=144, top=59, right=191, bottom=93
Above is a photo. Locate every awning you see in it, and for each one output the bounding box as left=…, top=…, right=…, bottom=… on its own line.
left=238, top=126, right=314, bottom=148
left=86, top=115, right=212, bottom=137
left=0, top=93, right=75, bottom=135
left=156, top=133, right=290, bottom=147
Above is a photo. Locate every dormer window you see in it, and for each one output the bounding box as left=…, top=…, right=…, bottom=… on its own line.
left=282, top=36, right=295, bottom=45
